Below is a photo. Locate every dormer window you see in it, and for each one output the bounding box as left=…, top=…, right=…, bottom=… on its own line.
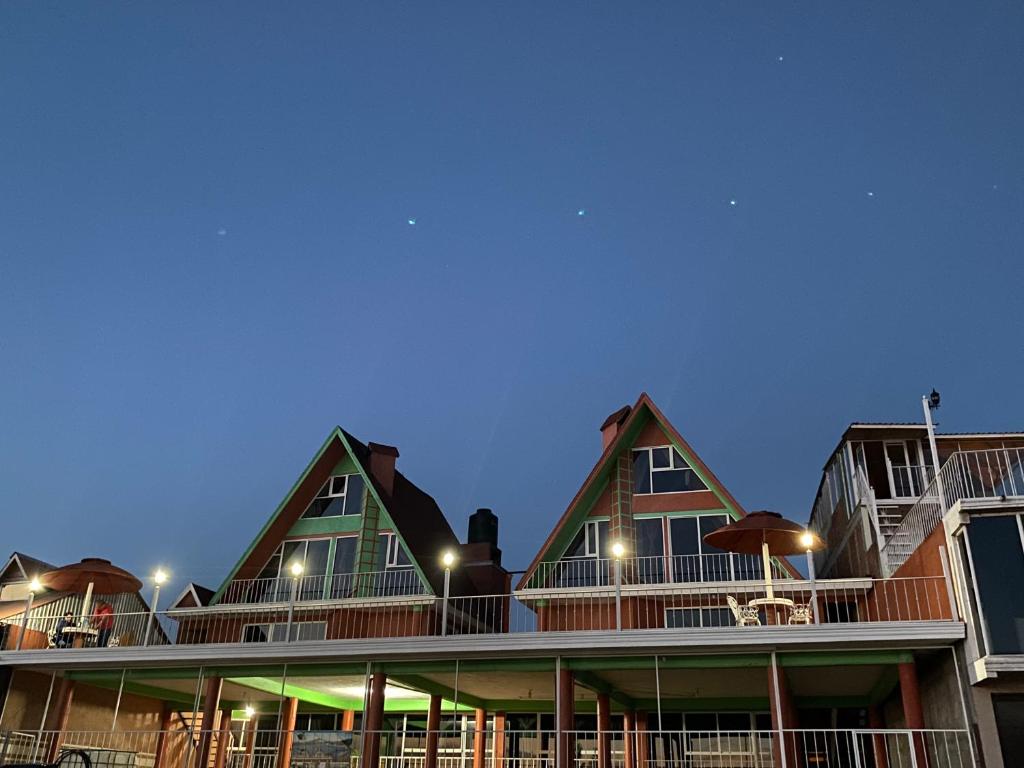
left=633, top=447, right=708, bottom=494
left=302, top=474, right=365, bottom=518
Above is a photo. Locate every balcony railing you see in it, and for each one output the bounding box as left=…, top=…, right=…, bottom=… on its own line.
left=220, top=569, right=428, bottom=605
left=0, top=728, right=974, bottom=768
left=881, top=448, right=1024, bottom=574
left=522, top=555, right=790, bottom=591
left=0, top=575, right=956, bottom=652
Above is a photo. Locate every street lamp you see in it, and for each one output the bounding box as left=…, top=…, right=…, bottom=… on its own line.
left=799, top=532, right=819, bottom=623
left=922, top=389, right=943, bottom=489
left=17, top=577, right=42, bottom=650
left=611, top=542, right=625, bottom=631
left=440, top=551, right=456, bottom=635
left=144, top=568, right=169, bottom=647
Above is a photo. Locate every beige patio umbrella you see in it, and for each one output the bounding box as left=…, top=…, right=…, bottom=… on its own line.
left=702, top=511, right=824, bottom=598
left=41, top=558, right=143, bottom=621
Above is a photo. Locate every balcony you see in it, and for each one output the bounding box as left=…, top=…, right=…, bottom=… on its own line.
left=0, top=726, right=974, bottom=768
left=219, top=570, right=428, bottom=605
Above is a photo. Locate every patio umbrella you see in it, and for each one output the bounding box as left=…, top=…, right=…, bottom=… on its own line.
left=41, top=558, right=143, bottom=621
left=702, top=511, right=824, bottom=598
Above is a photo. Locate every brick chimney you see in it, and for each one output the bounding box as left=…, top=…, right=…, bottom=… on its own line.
left=367, top=442, right=399, bottom=497
left=600, top=405, right=632, bottom=450
left=460, top=508, right=509, bottom=595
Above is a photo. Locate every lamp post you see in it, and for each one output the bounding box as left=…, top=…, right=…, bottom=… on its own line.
left=144, top=569, right=168, bottom=647
left=16, top=578, right=42, bottom=650
left=286, top=562, right=303, bottom=641
left=799, top=533, right=818, bottom=623
left=922, top=389, right=945, bottom=503
left=611, top=542, right=625, bottom=631
left=440, top=551, right=455, bottom=636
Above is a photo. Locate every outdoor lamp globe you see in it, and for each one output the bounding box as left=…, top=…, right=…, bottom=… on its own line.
left=441, top=551, right=456, bottom=568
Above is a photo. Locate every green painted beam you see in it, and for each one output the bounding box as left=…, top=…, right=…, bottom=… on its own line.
left=567, top=655, right=770, bottom=671
left=633, top=698, right=771, bottom=712
left=67, top=668, right=208, bottom=682
left=868, top=667, right=900, bottom=705
left=376, top=659, right=555, bottom=675
left=572, top=670, right=634, bottom=709
left=778, top=651, right=914, bottom=668
left=228, top=677, right=357, bottom=710
left=388, top=674, right=488, bottom=711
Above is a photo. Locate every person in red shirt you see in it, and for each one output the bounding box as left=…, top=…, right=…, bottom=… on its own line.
left=92, top=601, right=114, bottom=647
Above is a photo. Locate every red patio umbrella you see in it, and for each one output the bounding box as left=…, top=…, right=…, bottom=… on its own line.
left=702, top=511, right=824, bottom=598
left=41, top=558, right=143, bottom=620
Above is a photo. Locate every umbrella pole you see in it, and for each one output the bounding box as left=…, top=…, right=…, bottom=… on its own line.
left=762, top=542, right=774, bottom=599
left=81, top=581, right=95, bottom=625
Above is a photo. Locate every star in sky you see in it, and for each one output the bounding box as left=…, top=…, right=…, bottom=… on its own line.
left=217, top=228, right=227, bottom=236
left=729, top=199, right=737, bottom=206
left=777, top=56, right=784, bottom=62
left=867, top=192, right=874, bottom=198
left=577, top=209, right=586, bottom=217
left=407, top=218, right=416, bottom=226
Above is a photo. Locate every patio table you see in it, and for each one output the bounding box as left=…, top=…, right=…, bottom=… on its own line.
left=62, top=626, right=99, bottom=648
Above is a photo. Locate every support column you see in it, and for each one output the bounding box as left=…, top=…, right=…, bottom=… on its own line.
left=425, top=694, right=442, bottom=768
left=596, top=694, right=611, bottom=768
left=556, top=668, right=575, bottom=768
left=622, top=711, right=635, bottom=768
left=361, top=673, right=387, bottom=768
left=241, top=715, right=258, bottom=768
left=214, top=708, right=233, bottom=768
left=868, top=705, right=889, bottom=768
left=769, top=662, right=798, bottom=768
left=277, top=697, right=299, bottom=768
left=898, top=661, right=928, bottom=768
left=44, top=678, right=76, bottom=763
left=341, top=710, right=356, bottom=732
left=153, top=703, right=175, bottom=768
left=635, top=712, right=648, bottom=768
left=473, top=708, right=486, bottom=768
left=492, top=712, right=506, bottom=768
left=196, top=677, right=223, bottom=768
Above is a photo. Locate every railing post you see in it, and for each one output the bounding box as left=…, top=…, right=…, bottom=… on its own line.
left=441, top=566, right=451, bottom=636
left=805, top=550, right=818, bottom=624
left=16, top=589, right=34, bottom=650
left=614, top=558, right=622, bottom=631
left=286, top=577, right=298, bottom=642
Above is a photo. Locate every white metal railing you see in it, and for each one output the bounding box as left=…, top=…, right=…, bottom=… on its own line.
left=220, top=570, right=428, bottom=604
left=882, top=448, right=1024, bottom=574
left=523, top=555, right=789, bottom=591
left=0, top=728, right=973, bottom=768
left=0, top=575, right=956, bottom=652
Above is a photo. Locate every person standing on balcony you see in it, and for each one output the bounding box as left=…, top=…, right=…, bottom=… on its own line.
left=92, top=601, right=114, bottom=647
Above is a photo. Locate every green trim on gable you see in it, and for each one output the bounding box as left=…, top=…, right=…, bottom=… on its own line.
left=287, top=517, right=363, bottom=537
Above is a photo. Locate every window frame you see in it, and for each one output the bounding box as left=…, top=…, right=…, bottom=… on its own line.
left=632, top=446, right=707, bottom=495
left=240, top=620, right=328, bottom=644
left=301, top=473, right=365, bottom=519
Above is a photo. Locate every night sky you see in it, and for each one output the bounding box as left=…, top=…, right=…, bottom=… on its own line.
left=2, top=3, right=1023, bottom=595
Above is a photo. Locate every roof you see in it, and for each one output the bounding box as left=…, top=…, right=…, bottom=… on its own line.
left=1, top=552, right=57, bottom=583
left=517, top=393, right=802, bottom=588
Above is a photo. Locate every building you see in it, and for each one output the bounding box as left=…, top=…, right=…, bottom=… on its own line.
left=807, top=401, right=1024, bottom=767
left=0, top=394, right=973, bottom=768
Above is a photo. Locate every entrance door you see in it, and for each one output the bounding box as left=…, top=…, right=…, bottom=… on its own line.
left=884, top=441, right=922, bottom=499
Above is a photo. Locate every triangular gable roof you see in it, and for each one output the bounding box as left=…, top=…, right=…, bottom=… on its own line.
left=169, top=583, right=215, bottom=610
left=1, top=552, right=56, bottom=584
left=518, top=393, right=800, bottom=588
left=210, top=427, right=469, bottom=603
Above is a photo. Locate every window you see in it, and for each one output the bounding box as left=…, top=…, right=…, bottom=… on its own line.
left=551, top=521, right=611, bottom=587
left=329, top=536, right=359, bottom=598
left=372, top=533, right=420, bottom=596
left=302, top=474, right=366, bottom=518
left=665, top=606, right=732, bottom=628
left=884, top=441, right=922, bottom=499
left=667, top=514, right=756, bottom=582
left=241, top=621, right=327, bottom=643
left=633, top=447, right=708, bottom=494
left=965, top=515, right=1024, bottom=654
left=255, top=539, right=331, bottom=601
left=635, top=518, right=665, bottom=583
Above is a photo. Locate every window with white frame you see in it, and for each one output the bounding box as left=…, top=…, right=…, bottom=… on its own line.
left=256, top=538, right=331, bottom=601
left=633, top=447, right=708, bottom=494
left=241, top=621, right=327, bottom=644
left=302, top=474, right=366, bottom=518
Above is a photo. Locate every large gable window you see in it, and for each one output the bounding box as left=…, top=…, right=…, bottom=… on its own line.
left=302, top=474, right=365, bottom=518
left=633, top=447, right=708, bottom=494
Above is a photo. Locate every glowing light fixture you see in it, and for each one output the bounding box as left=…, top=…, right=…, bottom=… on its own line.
left=154, top=569, right=168, bottom=585
left=611, top=541, right=626, bottom=559
left=290, top=562, right=304, bottom=577
left=441, top=551, right=456, bottom=568
left=28, top=578, right=42, bottom=593
left=799, top=532, right=816, bottom=550
left=244, top=706, right=256, bottom=719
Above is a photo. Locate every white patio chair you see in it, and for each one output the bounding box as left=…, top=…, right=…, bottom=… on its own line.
left=727, top=595, right=761, bottom=626
left=788, top=604, right=813, bottom=625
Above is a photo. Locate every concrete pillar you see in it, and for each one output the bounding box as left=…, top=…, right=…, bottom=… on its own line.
left=492, top=711, right=506, bottom=768
left=341, top=710, right=356, bottom=732
left=868, top=705, right=889, bottom=768
left=622, top=711, right=635, bottom=768
left=635, top=712, right=648, bottom=768
left=425, top=694, right=442, bottom=768
left=277, top=697, right=299, bottom=768
left=362, top=673, right=387, bottom=768
left=556, top=668, right=575, bottom=768
left=44, top=678, right=76, bottom=762
left=898, top=661, right=928, bottom=768
left=214, top=708, right=233, bottom=768
left=473, top=708, right=486, bottom=768
left=596, top=694, right=611, bottom=768
left=241, top=715, right=258, bottom=768
left=196, top=677, right=223, bottom=768
left=153, top=703, right=175, bottom=768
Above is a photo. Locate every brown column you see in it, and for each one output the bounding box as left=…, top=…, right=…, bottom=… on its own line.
left=898, top=661, right=928, bottom=768
left=153, top=703, right=175, bottom=768
left=214, top=708, right=233, bottom=768
left=473, top=708, right=487, bottom=768
left=769, top=663, right=799, bottom=768
left=241, top=716, right=258, bottom=768
left=635, top=712, right=648, bottom=768
left=341, top=710, right=356, bottom=731
left=596, top=694, right=611, bottom=768
left=44, top=678, right=76, bottom=762
left=868, top=705, right=889, bottom=768
left=277, top=697, right=299, bottom=768
left=362, top=673, right=387, bottom=768
left=196, top=676, right=224, bottom=768
left=493, top=711, right=506, bottom=768
left=556, top=668, right=575, bottom=768
left=425, top=694, right=442, bottom=768
left=622, top=711, right=635, bottom=768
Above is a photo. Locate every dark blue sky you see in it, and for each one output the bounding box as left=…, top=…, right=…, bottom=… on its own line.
left=2, top=3, right=1023, bottom=594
